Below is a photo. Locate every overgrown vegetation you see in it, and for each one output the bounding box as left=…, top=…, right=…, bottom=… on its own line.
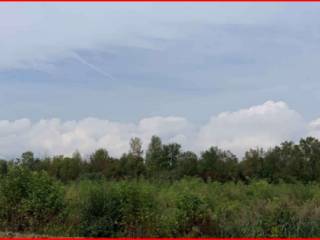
left=2, top=136, right=320, bottom=237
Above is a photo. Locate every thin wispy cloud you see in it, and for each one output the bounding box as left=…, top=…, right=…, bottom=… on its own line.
left=72, top=53, right=116, bottom=81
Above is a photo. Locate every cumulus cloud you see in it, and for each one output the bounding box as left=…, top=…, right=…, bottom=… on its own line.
left=307, top=118, right=320, bottom=139
left=0, top=116, right=191, bottom=159
left=0, top=100, right=317, bottom=159
left=196, top=101, right=306, bottom=156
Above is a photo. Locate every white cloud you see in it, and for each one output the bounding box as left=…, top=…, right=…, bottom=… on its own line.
left=0, top=116, right=191, bottom=159
left=0, top=100, right=317, bottom=159
left=307, top=118, right=320, bottom=139
left=195, top=101, right=306, bottom=156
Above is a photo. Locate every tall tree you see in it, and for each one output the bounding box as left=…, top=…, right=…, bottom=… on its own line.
left=145, top=136, right=165, bottom=177
left=299, top=137, right=320, bottom=182
left=163, top=143, right=181, bottom=170
left=129, top=137, right=143, bottom=158
left=21, top=151, right=39, bottom=171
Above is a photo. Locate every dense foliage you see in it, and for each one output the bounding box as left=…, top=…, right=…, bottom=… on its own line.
left=2, top=136, right=320, bottom=236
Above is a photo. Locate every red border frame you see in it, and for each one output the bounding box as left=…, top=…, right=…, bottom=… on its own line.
left=0, top=237, right=320, bottom=240
left=0, top=238, right=318, bottom=240
left=0, top=0, right=315, bottom=1
left=0, top=0, right=318, bottom=239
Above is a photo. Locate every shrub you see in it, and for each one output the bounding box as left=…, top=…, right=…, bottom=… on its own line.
left=77, top=181, right=122, bottom=237
left=175, top=191, right=215, bottom=236
left=0, top=166, right=65, bottom=233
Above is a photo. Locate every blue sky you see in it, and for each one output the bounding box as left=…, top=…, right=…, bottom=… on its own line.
left=1, top=3, right=320, bottom=157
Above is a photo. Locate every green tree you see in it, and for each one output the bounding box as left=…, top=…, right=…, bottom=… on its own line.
left=129, top=137, right=143, bottom=158
left=163, top=143, right=181, bottom=170
left=120, top=153, right=145, bottom=179
left=299, top=137, right=320, bottom=182
left=89, top=148, right=120, bottom=179
left=60, top=157, right=82, bottom=182
left=175, top=151, right=198, bottom=179
left=21, top=151, right=41, bottom=171
left=145, top=136, right=165, bottom=178
left=240, top=148, right=265, bottom=181
left=90, top=148, right=110, bottom=173
left=0, top=160, right=8, bottom=177
left=198, top=147, right=238, bottom=182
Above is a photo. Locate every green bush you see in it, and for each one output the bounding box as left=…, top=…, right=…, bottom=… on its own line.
left=73, top=180, right=158, bottom=237
left=0, top=166, right=65, bottom=233
left=76, top=181, right=122, bottom=237
left=175, top=192, right=215, bottom=236
left=2, top=173, right=320, bottom=237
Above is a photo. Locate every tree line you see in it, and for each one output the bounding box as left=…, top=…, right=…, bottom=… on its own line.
left=2, top=136, right=320, bottom=183
left=2, top=136, right=320, bottom=237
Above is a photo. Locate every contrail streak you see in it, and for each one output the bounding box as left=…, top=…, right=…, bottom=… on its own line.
left=72, top=53, right=116, bottom=81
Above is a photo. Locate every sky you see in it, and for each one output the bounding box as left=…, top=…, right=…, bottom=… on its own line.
left=1, top=2, right=320, bottom=158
